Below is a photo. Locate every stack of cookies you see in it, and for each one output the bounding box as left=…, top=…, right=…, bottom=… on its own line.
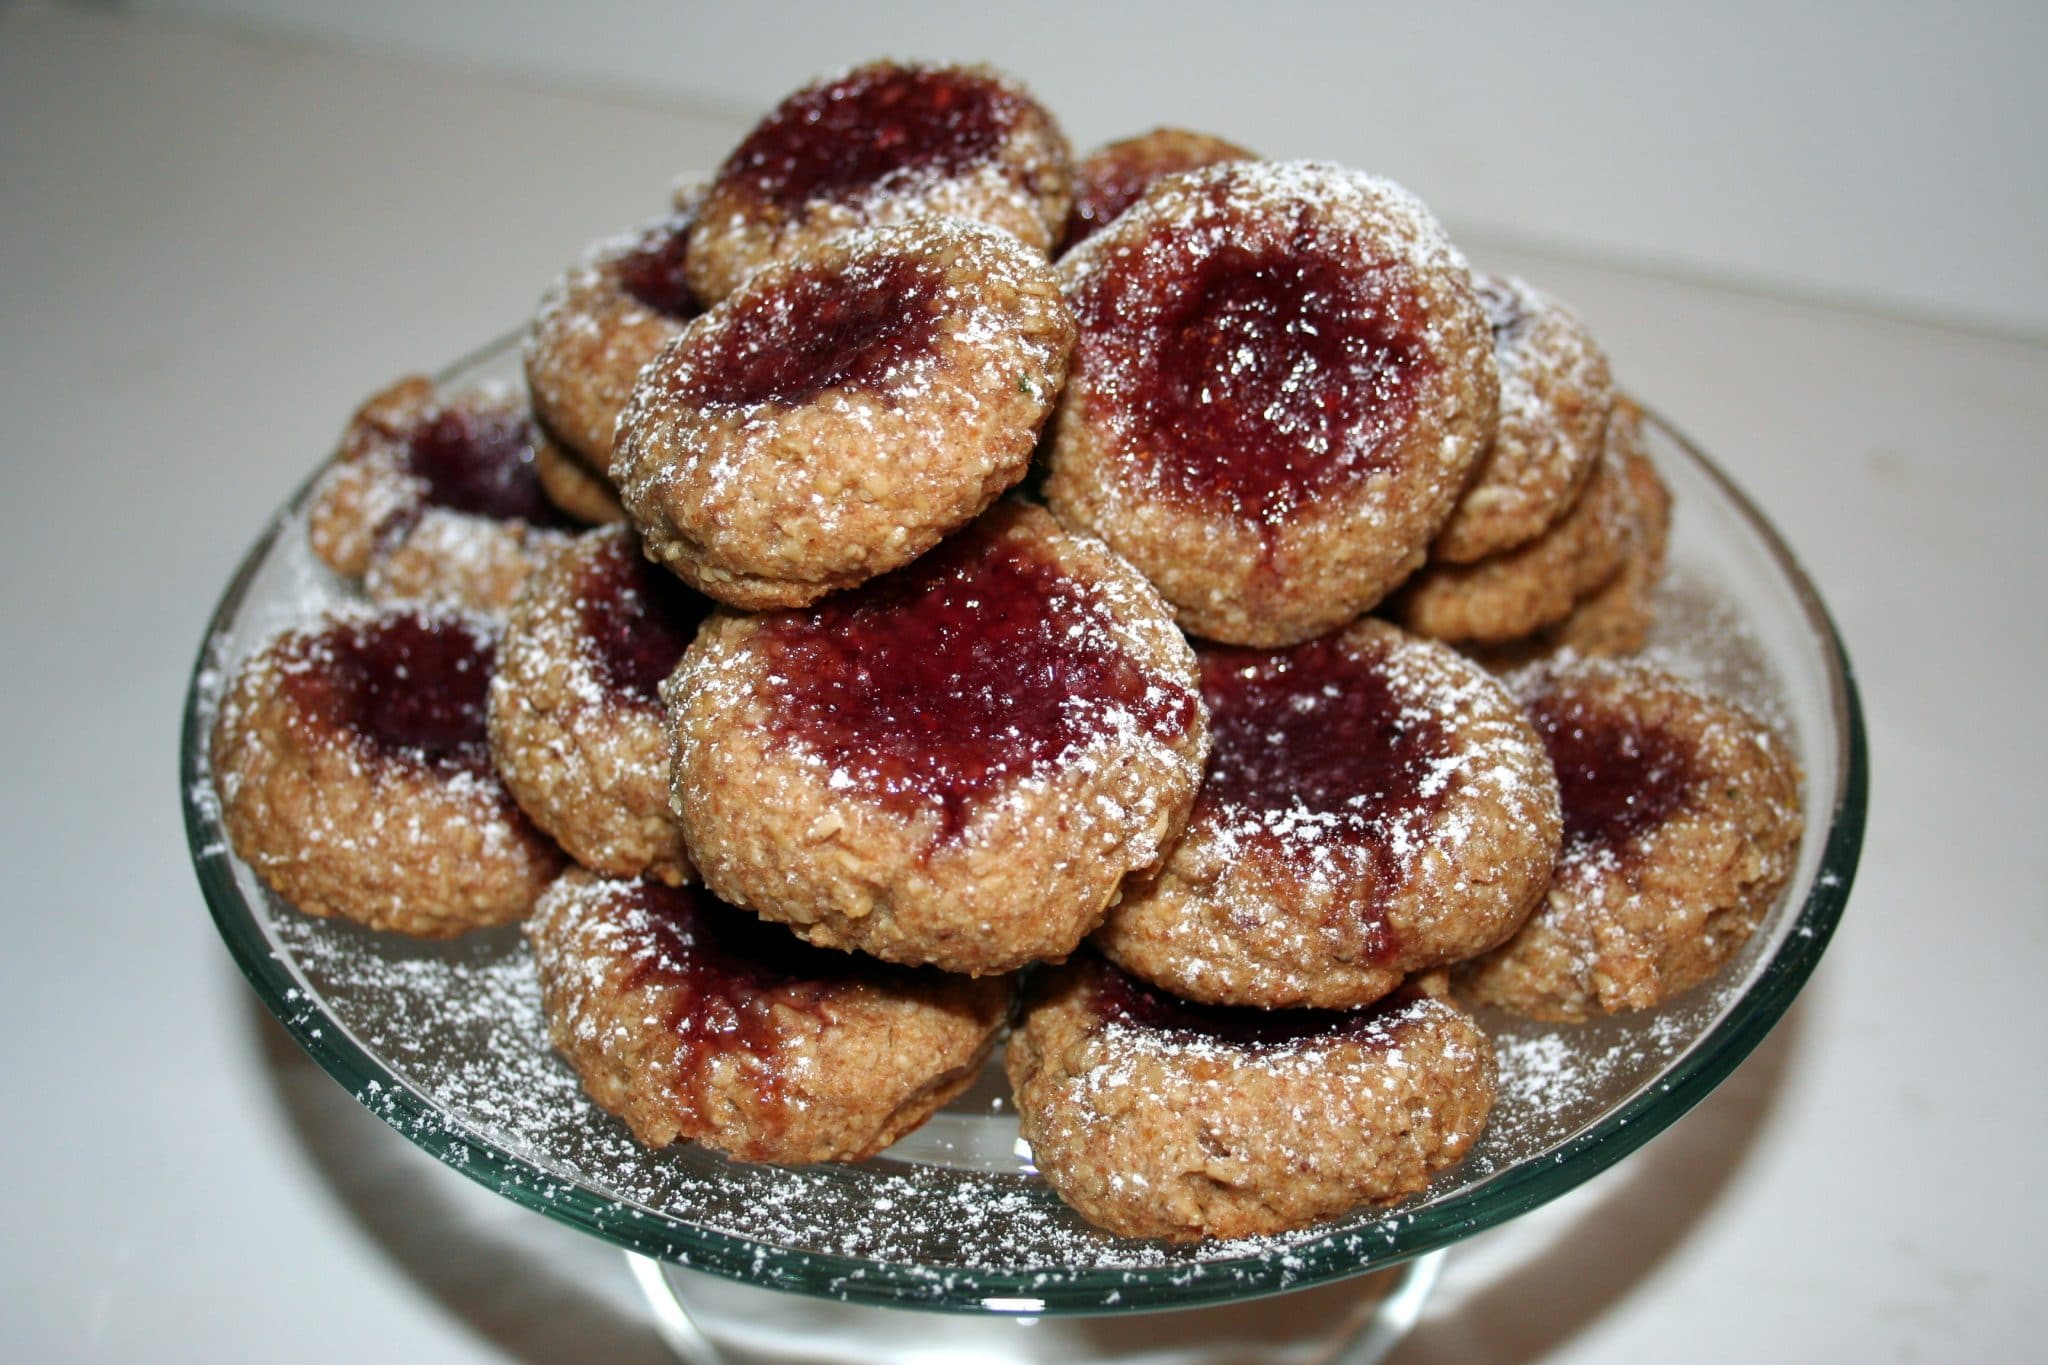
left=210, top=60, right=1802, bottom=1242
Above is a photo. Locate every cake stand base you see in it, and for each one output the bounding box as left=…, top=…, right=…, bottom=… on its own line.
left=629, top=1249, right=1442, bottom=1364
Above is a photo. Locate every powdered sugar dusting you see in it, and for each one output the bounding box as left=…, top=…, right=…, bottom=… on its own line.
left=1470, top=986, right=1729, bottom=1173
left=1199, top=626, right=1544, bottom=890
left=1477, top=274, right=1607, bottom=448
left=308, top=377, right=572, bottom=616
left=183, top=330, right=1841, bottom=1306
left=522, top=194, right=708, bottom=467
left=1430, top=271, right=1616, bottom=563
left=485, top=525, right=705, bottom=882
left=1060, top=161, right=1476, bottom=528
left=1095, top=621, right=1557, bottom=1007
left=688, top=59, right=1067, bottom=291
left=222, top=867, right=1771, bottom=1294
left=533, top=213, right=696, bottom=350
left=611, top=217, right=1072, bottom=603
left=1063, top=160, right=1470, bottom=302
left=676, top=504, right=1202, bottom=854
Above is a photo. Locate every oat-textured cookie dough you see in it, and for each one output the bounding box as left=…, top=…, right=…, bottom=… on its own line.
left=1062, top=127, right=1253, bottom=249
left=1095, top=619, right=1559, bottom=1008
left=1542, top=397, right=1672, bottom=654
left=211, top=605, right=563, bottom=936
left=614, top=217, right=1075, bottom=609
left=489, top=526, right=710, bottom=885
left=1472, top=397, right=1673, bottom=668
left=684, top=61, right=1071, bottom=304
left=1459, top=656, right=1803, bottom=1020
left=1045, top=161, right=1498, bottom=646
left=1393, top=436, right=1636, bottom=645
left=666, top=502, right=1208, bottom=976
left=530, top=870, right=1012, bottom=1163
left=1007, top=959, right=1495, bottom=1241
left=1433, top=274, right=1614, bottom=563
left=525, top=193, right=705, bottom=472
left=534, top=436, right=627, bottom=525
left=306, top=376, right=574, bottom=615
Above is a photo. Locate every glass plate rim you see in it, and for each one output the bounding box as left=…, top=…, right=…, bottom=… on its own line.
left=178, top=344, right=1867, bottom=1314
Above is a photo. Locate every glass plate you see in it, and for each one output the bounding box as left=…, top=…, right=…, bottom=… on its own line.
left=180, top=335, right=1865, bottom=1314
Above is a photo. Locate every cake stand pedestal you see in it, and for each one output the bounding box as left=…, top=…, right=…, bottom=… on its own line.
left=629, top=1249, right=1443, bottom=1365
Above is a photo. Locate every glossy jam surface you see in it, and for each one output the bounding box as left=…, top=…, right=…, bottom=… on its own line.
left=1092, top=962, right=1396, bottom=1051
left=579, top=536, right=709, bottom=704
left=760, top=524, right=1194, bottom=837
left=1196, top=636, right=1454, bottom=954
left=286, top=612, right=494, bottom=772
left=1199, top=636, right=1451, bottom=835
left=1075, top=223, right=1435, bottom=523
left=614, top=881, right=870, bottom=1090
left=1529, top=692, right=1698, bottom=855
left=673, top=255, right=941, bottom=408
left=722, top=64, right=1018, bottom=209
left=404, top=405, right=567, bottom=527
left=1065, top=140, right=1241, bottom=248
left=1065, top=154, right=1167, bottom=248
left=617, top=216, right=700, bottom=318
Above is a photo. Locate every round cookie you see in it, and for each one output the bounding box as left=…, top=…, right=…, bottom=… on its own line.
left=1459, top=656, right=1803, bottom=1020
left=666, top=501, right=1209, bottom=976
left=529, top=869, right=1012, bottom=1164
left=614, top=217, right=1075, bottom=609
left=1045, top=160, right=1498, bottom=646
left=684, top=60, right=1071, bottom=304
left=1095, top=619, right=1560, bottom=1008
left=1007, top=958, right=1495, bottom=1241
left=1433, top=275, right=1614, bottom=563
left=210, top=604, right=563, bottom=936
left=1062, top=127, right=1253, bottom=249
left=307, top=376, right=575, bottom=615
left=1392, top=436, right=1636, bottom=644
left=525, top=196, right=705, bottom=472
left=488, top=525, right=711, bottom=885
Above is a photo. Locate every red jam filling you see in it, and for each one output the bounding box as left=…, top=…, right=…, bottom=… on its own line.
left=721, top=64, right=1018, bottom=209
left=285, top=611, right=495, bottom=773
left=404, top=405, right=570, bottom=528
left=759, top=523, right=1195, bottom=838
left=1196, top=636, right=1453, bottom=953
left=616, top=215, right=701, bottom=318
left=1065, top=155, right=1165, bottom=248
left=1073, top=222, right=1435, bottom=524
left=578, top=536, right=709, bottom=705
left=1065, top=144, right=1235, bottom=249
left=1528, top=692, right=1697, bottom=855
left=1092, top=961, right=1395, bottom=1050
left=614, top=881, right=875, bottom=1095
left=670, top=254, right=941, bottom=408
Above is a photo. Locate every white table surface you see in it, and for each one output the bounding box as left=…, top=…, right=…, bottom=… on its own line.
left=4, top=9, right=2042, bottom=1362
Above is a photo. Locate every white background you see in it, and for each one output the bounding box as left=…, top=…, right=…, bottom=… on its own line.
left=134, top=0, right=2048, bottom=337
left=3, top=4, right=2045, bottom=1362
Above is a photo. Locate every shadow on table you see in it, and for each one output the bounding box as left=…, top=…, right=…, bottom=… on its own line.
left=1386, top=997, right=1810, bottom=1364
left=246, top=988, right=674, bottom=1365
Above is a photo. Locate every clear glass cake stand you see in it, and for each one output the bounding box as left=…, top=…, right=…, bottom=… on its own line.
left=181, top=335, right=1865, bottom=1362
